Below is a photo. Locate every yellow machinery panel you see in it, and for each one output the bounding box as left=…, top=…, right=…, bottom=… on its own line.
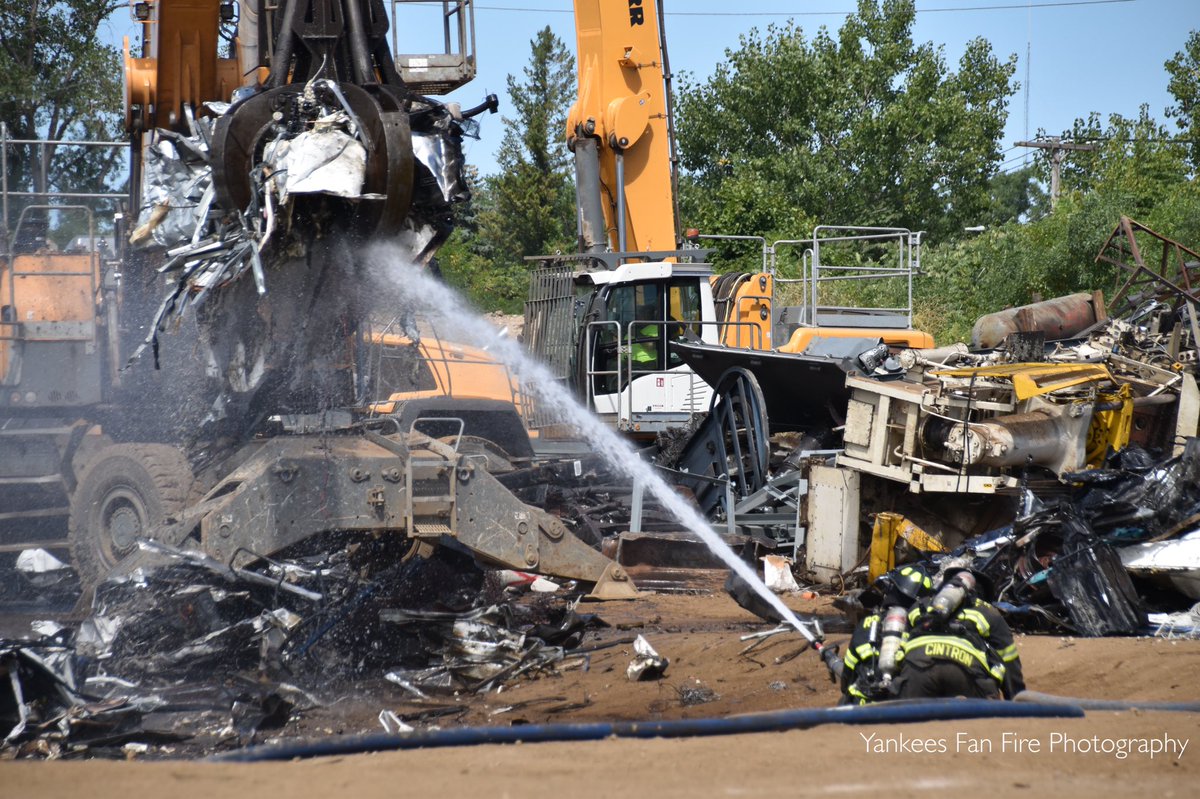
left=569, top=0, right=676, bottom=253
left=125, top=0, right=240, bottom=132
left=780, top=326, right=935, bottom=354
left=717, top=272, right=774, bottom=349
left=7, top=253, right=100, bottom=325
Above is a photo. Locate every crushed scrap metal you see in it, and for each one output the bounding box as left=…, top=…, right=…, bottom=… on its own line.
left=1, top=542, right=609, bottom=759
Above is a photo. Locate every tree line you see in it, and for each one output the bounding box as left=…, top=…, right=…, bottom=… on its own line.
left=444, top=0, right=1200, bottom=342
left=5, top=0, right=1199, bottom=343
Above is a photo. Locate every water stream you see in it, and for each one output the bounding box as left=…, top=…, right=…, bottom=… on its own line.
left=366, top=245, right=815, bottom=638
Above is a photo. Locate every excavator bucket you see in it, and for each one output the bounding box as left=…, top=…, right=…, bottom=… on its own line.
left=142, top=426, right=636, bottom=599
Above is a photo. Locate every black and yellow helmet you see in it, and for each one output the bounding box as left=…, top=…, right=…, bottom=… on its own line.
left=879, top=562, right=935, bottom=606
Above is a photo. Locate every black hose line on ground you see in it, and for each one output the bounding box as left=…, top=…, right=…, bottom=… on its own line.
left=211, top=698, right=1085, bottom=763
left=1014, top=690, right=1200, bottom=713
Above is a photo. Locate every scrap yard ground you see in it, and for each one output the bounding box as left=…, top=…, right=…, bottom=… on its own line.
left=4, top=592, right=1197, bottom=796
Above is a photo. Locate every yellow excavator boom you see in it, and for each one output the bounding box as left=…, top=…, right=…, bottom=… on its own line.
left=568, top=0, right=677, bottom=254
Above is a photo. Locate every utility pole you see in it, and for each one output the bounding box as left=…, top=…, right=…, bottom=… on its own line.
left=1015, top=137, right=1098, bottom=209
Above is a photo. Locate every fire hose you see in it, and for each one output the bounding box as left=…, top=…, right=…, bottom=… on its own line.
left=212, top=699, right=1085, bottom=762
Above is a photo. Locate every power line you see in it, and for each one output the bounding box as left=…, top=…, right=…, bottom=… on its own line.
left=474, top=0, right=1134, bottom=16
left=998, top=152, right=1033, bottom=169
left=998, top=160, right=1038, bottom=175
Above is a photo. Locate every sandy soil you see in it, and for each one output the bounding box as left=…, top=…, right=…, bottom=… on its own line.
left=4, top=592, right=1199, bottom=797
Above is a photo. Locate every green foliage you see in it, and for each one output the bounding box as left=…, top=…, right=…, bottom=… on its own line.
left=447, top=26, right=576, bottom=310
left=476, top=27, right=576, bottom=264
left=980, top=165, right=1047, bottom=227
left=674, top=0, right=1017, bottom=254
left=915, top=108, right=1200, bottom=345
left=1166, top=30, right=1200, bottom=169
left=0, top=0, right=125, bottom=232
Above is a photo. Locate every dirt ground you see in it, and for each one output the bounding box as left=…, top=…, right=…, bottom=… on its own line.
left=4, top=590, right=1199, bottom=796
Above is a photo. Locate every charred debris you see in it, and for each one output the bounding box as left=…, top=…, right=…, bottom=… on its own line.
left=1, top=542, right=610, bottom=759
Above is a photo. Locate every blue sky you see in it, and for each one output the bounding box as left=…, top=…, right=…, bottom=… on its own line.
left=102, top=0, right=1199, bottom=177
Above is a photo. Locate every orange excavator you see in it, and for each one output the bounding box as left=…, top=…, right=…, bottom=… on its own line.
left=0, top=0, right=637, bottom=601
left=524, top=0, right=932, bottom=442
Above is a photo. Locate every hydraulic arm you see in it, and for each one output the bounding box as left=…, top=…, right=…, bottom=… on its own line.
left=569, top=0, right=678, bottom=254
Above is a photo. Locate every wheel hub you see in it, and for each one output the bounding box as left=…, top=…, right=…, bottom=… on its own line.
left=101, top=489, right=145, bottom=556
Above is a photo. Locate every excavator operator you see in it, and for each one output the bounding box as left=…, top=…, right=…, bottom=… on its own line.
left=630, top=303, right=662, bottom=371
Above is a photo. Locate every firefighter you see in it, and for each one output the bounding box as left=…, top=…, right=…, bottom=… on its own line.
left=836, top=563, right=934, bottom=705
left=895, top=567, right=1025, bottom=700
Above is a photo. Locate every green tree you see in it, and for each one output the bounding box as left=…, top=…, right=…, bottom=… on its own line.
left=1166, top=29, right=1200, bottom=169
left=437, top=169, right=533, bottom=313
left=476, top=26, right=576, bottom=267
left=979, top=164, right=1047, bottom=227
left=915, top=107, right=1200, bottom=345
left=0, top=0, right=125, bottom=232
left=674, top=0, right=1017, bottom=253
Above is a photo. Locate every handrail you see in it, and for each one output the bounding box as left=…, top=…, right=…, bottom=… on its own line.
left=809, top=225, right=922, bottom=330
left=0, top=124, right=128, bottom=237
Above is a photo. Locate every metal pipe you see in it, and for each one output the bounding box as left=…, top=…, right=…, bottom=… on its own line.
left=267, top=0, right=304, bottom=88
left=1, top=121, right=8, bottom=238
left=616, top=151, right=627, bottom=253
left=655, top=0, right=681, bottom=247
left=0, top=138, right=129, bottom=147
left=573, top=138, right=607, bottom=254
left=238, top=0, right=261, bottom=84
left=629, top=478, right=644, bottom=533
left=3, top=191, right=126, bottom=200
left=343, top=0, right=376, bottom=84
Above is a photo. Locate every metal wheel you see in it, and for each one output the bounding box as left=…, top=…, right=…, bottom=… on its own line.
left=674, top=367, right=771, bottom=516
left=68, top=444, right=193, bottom=595
left=709, top=366, right=771, bottom=502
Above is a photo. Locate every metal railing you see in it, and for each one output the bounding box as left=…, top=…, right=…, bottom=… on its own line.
left=582, top=317, right=766, bottom=427
left=390, top=0, right=476, bottom=95
left=0, top=124, right=128, bottom=238
left=523, top=262, right=576, bottom=382
left=764, top=226, right=923, bottom=330
left=808, top=225, right=921, bottom=329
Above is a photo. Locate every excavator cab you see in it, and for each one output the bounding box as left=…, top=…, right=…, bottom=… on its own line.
left=563, top=259, right=720, bottom=435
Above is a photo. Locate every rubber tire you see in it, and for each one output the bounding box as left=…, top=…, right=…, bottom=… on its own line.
left=68, top=443, right=193, bottom=594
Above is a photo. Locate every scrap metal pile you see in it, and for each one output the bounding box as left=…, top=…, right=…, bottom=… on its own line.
left=119, top=0, right=495, bottom=434
left=130, top=80, right=471, bottom=333
left=1, top=543, right=606, bottom=759
left=658, top=218, right=1200, bottom=638
left=931, top=438, right=1200, bottom=638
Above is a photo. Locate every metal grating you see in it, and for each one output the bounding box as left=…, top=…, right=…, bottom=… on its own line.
left=523, top=263, right=577, bottom=428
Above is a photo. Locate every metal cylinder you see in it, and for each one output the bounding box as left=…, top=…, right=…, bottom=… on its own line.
left=898, top=342, right=970, bottom=370
left=266, top=0, right=304, bottom=88
left=238, top=0, right=261, bottom=86
left=931, top=572, right=974, bottom=620
left=971, top=292, right=1104, bottom=350
left=939, top=409, right=1075, bottom=468
left=877, top=605, right=908, bottom=681
left=616, top=151, right=627, bottom=253
left=342, top=0, right=375, bottom=86
left=573, top=137, right=608, bottom=254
